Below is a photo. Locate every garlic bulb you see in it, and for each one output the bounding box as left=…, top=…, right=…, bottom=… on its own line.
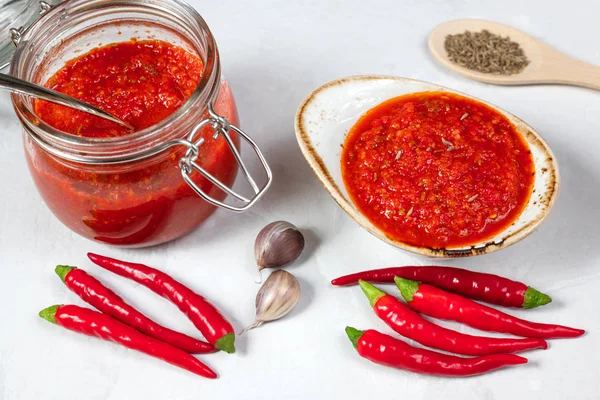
left=242, top=270, right=301, bottom=333
left=254, top=221, right=304, bottom=282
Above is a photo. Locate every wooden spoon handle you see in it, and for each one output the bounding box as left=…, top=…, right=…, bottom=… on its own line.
left=537, top=51, right=600, bottom=90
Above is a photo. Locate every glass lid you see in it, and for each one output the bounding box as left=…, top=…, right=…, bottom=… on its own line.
left=0, top=0, right=58, bottom=70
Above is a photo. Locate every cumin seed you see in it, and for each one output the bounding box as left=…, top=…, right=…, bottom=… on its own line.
left=442, top=137, right=455, bottom=152
left=406, top=207, right=414, bottom=217
left=444, top=30, right=529, bottom=75
left=468, top=194, right=478, bottom=202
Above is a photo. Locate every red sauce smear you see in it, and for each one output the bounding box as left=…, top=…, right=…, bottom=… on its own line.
left=341, top=92, right=534, bottom=249
left=30, top=39, right=239, bottom=246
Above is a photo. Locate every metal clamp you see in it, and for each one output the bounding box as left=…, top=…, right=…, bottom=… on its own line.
left=9, top=27, right=24, bottom=47
left=39, top=1, right=52, bottom=13
left=10, top=1, right=53, bottom=47
left=176, top=103, right=272, bottom=212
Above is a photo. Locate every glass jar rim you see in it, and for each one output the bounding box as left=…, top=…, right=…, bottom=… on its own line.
left=10, top=0, right=221, bottom=164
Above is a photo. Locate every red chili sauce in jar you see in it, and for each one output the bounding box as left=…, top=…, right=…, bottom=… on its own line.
left=30, top=40, right=239, bottom=246
left=341, top=92, right=534, bottom=249
left=36, top=40, right=203, bottom=137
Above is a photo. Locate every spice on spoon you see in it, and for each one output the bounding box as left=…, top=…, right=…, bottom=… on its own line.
left=242, top=270, right=301, bottom=333
left=444, top=30, right=530, bottom=75
left=254, top=221, right=305, bottom=282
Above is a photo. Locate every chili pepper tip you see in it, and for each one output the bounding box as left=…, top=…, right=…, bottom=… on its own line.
left=345, top=326, right=364, bottom=349
left=394, top=276, right=419, bottom=302
left=507, top=355, right=528, bottom=365
left=523, top=287, right=552, bottom=309
left=214, top=333, right=235, bottom=354
left=39, top=305, right=60, bottom=324
left=55, top=265, right=76, bottom=282
left=358, top=280, right=386, bottom=307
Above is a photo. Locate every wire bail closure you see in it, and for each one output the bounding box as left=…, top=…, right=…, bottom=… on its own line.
left=177, top=103, right=272, bottom=212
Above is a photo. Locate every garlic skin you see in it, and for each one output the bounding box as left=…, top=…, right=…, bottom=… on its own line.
left=243, top=270, right=301, bottom=333
left=255, top=221, right=305, bottom=271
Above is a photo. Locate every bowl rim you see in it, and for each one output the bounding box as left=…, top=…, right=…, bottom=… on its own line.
left=294, top=74, right=560, bottom=258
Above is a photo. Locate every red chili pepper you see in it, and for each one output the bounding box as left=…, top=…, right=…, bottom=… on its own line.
left=39, top=304, right=217, bottom=379
left=55, top=265, right=215, bottom=353
left=345, top=327, right=527, bottom=377
left=394, top=277, right=584, bottom=339
left=332, top=266, right=551, bottom=308
left=87, top=253, right=236, bottom=353
left=359, top=280, right=547, bottom=356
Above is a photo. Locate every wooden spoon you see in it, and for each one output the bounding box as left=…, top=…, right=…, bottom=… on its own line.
left=429, top=19, right=600, bottom=91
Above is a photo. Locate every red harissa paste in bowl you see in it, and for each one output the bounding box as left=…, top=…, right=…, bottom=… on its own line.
left=341, top=92, right=534, bottom=249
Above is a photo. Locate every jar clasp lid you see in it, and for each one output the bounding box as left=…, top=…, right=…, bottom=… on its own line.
left=10, top=1, right=53, bottom=47
left=176, top=103, right=272, bottom=212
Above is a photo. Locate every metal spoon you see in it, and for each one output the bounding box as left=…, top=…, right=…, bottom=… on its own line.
left=429, top=19, right=600, bottom=91
left=0, top=72, right=134, bottom=130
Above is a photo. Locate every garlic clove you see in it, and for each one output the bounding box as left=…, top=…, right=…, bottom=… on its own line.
left=254, top=221, right=305, bottom=281
left=242, top=269, right=301, bottom=334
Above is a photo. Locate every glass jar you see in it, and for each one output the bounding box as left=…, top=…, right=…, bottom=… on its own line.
left=10, top=0, right=271, bottom=247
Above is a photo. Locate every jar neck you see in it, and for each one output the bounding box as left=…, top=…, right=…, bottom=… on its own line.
left=10, top=0, right=221, bottom=164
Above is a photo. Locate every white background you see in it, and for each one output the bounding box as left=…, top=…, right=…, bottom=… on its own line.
left=1, top=0, right=599, bottom=399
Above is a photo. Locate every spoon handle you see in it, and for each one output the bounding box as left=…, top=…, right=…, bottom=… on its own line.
left=549, top=57, right=600, bottom=91
left=534, top=48, right=600, bottom=91
left=0, top=73, right=133, bottom=130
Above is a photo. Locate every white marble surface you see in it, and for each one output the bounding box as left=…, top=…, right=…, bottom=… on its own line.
left=1, top=0, right=599, bottom=398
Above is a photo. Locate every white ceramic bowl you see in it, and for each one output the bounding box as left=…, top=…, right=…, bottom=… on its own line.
left=294, top=75, right=559, bottom=258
